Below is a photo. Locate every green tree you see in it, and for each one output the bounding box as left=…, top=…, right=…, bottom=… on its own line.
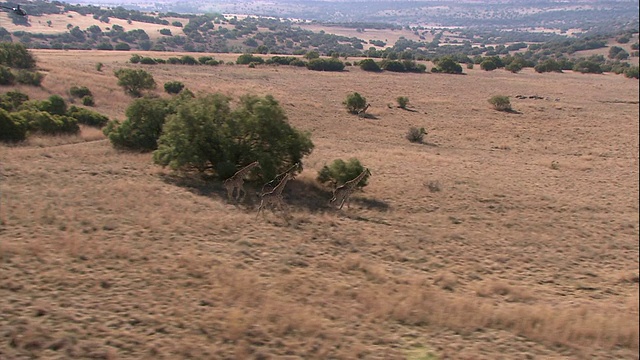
left=104, top=97, right=171, bottom=151
left=153, top=93, right=313, bottom=181
left=0, top=42, right=37, bottom=69
left=114, top=68, right=156, bottom=97
left=359, top=58, right=382, bottom=72
left=434, top=56, right=463, bottom=74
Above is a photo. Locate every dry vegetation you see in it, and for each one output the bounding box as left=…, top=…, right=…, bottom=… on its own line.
left=1, top=49, right=639, bottom=359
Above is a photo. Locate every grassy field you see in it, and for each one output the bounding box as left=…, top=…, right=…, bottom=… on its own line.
left=1, top=50, right=639, bottom=359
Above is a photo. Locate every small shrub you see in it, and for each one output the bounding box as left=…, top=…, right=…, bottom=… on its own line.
left=129, top=54, right=143, bottom=63
left=343, top=92, right=368, bottom=114
left=67, top=106, right=109, bottom=127
left=317, top=158, right=369, bottom=188
left=69, top=86, right=92, bottom=98
left=426, top=180, right=441, bottom=193
left=139, top=57, right=157, bottom=65
left=164, top=81, right=185, bottom=94
left=624, top=66, right=639, bottom=79
left=96, top=62, right=103, bottom=71
left=488, top=95, right=512, bottom=112
left=14, top=70, right=44, bottom=86
left=359, top=59, right=381, bottom=72
left=406, top=126, right=426, bottom=143
left=81, top=96, right=95, bottom=106
left=397, top=96, right=409, bottom=109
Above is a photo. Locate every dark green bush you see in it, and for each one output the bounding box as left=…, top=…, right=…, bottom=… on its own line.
left=624, top=66, right=639, bottom=79
left=396, top=96, right=409, bottom=109
left=129, top=54, right=143, bottom=63
left=153, top=93, right=314, bottom=181
left=82, top=96, right=95, bottom=106
left=359, top=58, right=382, bottom=72
left=0, top=65, right=15, bottom=85
left=114, top=68, right=156, bottom=97
left=236, top=54, right=264, bottom=65
left=139, top=57, right=157, bottom=65
left=343, top=92, right=367, bottom=114
left=0, top=90, right=28, bottom=111
left=306, top=58, right=345, bottom=71
left=67, top=106, right=109, bottom=127
left=164, top=81, right=185, bottom=94
left=69, top=85, right=92, bottom=98
left=406, top=127, right=426, bottom=143
left=180, top=55, right=198, bottom=65
left=433, top=56, right=463, bottom=74
left=104, top=97, right=170, bottom=151
left=0, top=42, right=36, bottom=69
left=14, top=70, right=45, bottom=86
left=0, top=108, right=27, bottom=142
left=381, top=60, right=406, bottom=72
left=16, top=109, right=79, bottom=135
left=488, top=95, right=512, bottom=112
left=317, top=158, right=369, bottom=188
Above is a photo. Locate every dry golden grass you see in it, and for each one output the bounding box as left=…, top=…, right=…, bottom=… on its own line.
left=1, top=49, right=638, bottom=359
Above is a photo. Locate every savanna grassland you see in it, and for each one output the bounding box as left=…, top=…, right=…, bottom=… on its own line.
left=1, top=50, right=639, bottom=359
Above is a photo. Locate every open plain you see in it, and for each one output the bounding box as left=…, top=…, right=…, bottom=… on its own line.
left=1, top=50, right=639, bottom=359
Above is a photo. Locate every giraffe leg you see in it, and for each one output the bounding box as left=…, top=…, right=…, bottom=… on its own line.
left=256, top=200, right=265, bottom=218
left=225, top=184, right=234, bottom=202
left=238, top=186, right=246, bottom=202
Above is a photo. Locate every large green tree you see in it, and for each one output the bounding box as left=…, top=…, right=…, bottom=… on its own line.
left=153, top=93, right=313, bottom=180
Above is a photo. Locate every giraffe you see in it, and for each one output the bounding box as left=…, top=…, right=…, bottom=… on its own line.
left=329, top=168, right=371, bottom=210
left=260, top=162, right=300, bottom=195
left=357, top=103, right=371, bottom=117
left=256, top=171, right=295, bottom=218
left=223, top=161, right=261, bottom=203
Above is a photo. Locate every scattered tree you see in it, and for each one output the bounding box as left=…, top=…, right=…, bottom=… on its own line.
left=114, top=68, right=156, bottom=97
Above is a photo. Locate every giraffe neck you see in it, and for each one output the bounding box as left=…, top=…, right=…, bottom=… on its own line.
left=236, top=162, right=258, bottom=178
left=345, top=170, right=367, bottom=189
left=272, top=176, right=291, bottom=195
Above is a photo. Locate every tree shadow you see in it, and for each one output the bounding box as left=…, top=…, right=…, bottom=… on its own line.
left=159, top=173, right=390, bottom=213
left=360, top=113, right=379, bottom=120
left=502, top=109, right=523, bottom=115
left=158, top=172, right=261, bottom=207
left=283, top=179, right=391, bottom=213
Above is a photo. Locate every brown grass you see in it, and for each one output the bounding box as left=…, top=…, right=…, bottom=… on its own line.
left=1, top=49, right=638, bottom=359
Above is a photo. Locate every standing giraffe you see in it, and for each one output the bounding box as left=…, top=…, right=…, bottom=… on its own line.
left=256, top=172, right=295, bottom=218
left=223, top=161, right=261, bottom=202
left=330, top=168, right=371, bottom=209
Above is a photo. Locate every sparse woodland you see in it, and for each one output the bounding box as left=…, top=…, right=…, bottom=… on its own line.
left=0, top=17, right=639, bottom=360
